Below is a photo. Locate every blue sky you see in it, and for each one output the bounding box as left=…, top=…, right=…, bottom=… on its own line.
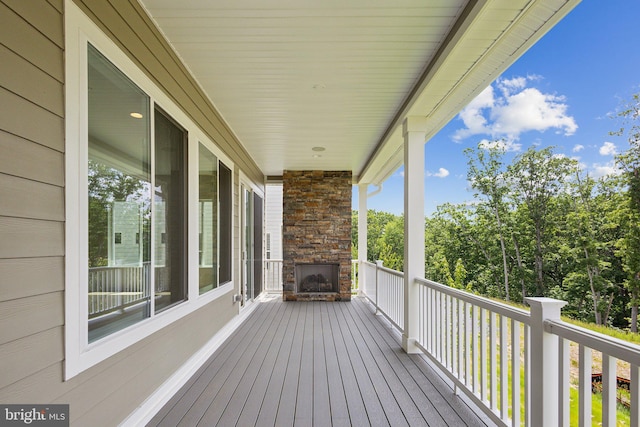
left=355, top=1, right=640, bottom=216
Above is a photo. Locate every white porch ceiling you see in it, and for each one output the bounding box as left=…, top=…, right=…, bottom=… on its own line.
left=139, top=0, right=579, bottom=184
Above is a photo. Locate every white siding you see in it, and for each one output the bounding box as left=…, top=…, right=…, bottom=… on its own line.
left=265, top=183, right=283, bottom=260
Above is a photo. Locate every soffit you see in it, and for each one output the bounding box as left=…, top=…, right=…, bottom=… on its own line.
left=138, top=0, right=580, bottom=184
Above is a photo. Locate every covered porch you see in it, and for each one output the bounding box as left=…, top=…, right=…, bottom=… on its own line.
left=148, top=295, right=489, bottom=427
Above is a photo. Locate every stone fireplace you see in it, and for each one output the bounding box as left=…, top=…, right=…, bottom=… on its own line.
left=282, top=170, right=352, bottom=301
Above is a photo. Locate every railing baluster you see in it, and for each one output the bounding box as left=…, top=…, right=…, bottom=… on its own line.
left=481, top=308, right=487, bottom=403
left=459, top=298, right=464, bottom=381
left=453, top=296, right=459, bottom=377
left=512, top=319, right=521, bottom=427
left=490, top=311, right=497, bottom=411
left=601, top=353, right=616, bottom=427
left=559, top=337, right=570, bottom=427
left=426, top=287, right=431, bottom=352
left=473, top=304, right=480, bottom=396
left=579, top=344, right=592, bottom=427
left=449, top=296, right=458, bottom=371
left=445, top=294, right=450, bottom=369
left=632, top=364, right=640, bottom=427
left=524, top=323, right=530, bottom=427
left=500, top=314, right=508, bottom=422
left=437, top=290, right=440, bottom=357
left=466, top=301, right=472, bottom=389
left=431, top=290, right=440, bottom=358
left=441, top=292, right=446, bottom=363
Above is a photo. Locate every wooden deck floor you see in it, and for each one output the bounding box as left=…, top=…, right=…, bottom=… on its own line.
left=148, top=295, right=491, bottom=427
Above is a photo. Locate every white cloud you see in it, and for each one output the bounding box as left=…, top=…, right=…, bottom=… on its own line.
left=427, top=167, right=450, bottom=178
left=453, top=76, right=578, bottom=145
left=590, top=161, right=621, bottom=178
left=599, top=141, right=617, bottom=156
left=478, top=138, right=522, bottom=152
left=453, top=86, right=494, bottom=141
left=497, top=76, right=527, bottom=96
left=572, top=144, right=584, bottom=153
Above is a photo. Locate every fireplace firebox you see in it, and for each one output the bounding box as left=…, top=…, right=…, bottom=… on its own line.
left=295, top=264, right=339, bottom=293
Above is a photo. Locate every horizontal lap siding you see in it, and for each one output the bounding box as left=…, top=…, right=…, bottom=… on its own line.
left=0, top=0, right=67, bottom=414
left=0, top=0, right=258, bottom=425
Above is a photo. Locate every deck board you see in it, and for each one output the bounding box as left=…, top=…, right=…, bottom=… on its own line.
left=148, top=295, right=491, bottom=427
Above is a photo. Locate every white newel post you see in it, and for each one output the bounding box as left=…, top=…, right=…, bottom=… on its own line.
left=402, top=116, right=427, bottom=354
left=358, top=184, right=368, bottom=296
left=526, top=297, right=567, bottom=427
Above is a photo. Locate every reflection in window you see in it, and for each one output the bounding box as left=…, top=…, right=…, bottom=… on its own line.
left=199, top=143, right=218, bottom=294
left=154, top=108, right=187, bottom=312
left=87, top=44, right=151, bottom=342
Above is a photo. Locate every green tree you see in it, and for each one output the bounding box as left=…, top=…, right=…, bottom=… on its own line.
left=465, top=142, right=512, bottom=299
left=613, top=93, right=640, bottom=331
left=508, top=147, right=577, bottom=295
left=563, top=173, right=617, bottom=325
left=376, top=215, right=404, bottom=271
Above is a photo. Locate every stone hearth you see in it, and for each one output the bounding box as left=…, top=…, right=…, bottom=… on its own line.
left=282, top=170, right=352, bottom=301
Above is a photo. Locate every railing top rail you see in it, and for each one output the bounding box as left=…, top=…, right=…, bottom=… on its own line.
left=358, top=260, right=403, bottom=277
left=416, top=277, right=531, bottom=324
left=545, top=319, right=640, bottom=366
left=377, top=265, right=404, bottom=277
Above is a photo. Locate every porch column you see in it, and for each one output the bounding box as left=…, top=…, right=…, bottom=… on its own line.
left=358, top=184, right=368, bottom=296
left=402, top=116, right=427, bottom=353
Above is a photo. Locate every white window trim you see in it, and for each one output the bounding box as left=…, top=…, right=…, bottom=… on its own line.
left=64, top=0, right=235, bottom=380
left=193, top=138, right=236, bottom=295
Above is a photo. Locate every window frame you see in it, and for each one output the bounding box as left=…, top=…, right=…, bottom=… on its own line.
left=65, top=1, right=235, bottom=379
left=196, top=142, right=234, bottom=295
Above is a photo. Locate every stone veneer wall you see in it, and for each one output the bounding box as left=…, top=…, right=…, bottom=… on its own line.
left=282, top=170, right=352, bottom=301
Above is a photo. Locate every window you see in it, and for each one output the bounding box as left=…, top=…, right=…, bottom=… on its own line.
left=66, top=2, right=237, bottom=378
left=87, top=43, right=152, bottom=342
left=198, top=144, right=234, bottom=293
left=198, top=143, right=218, bottom=294
left=219, top=162, right=232, bottom=284
left=154, top=107, right=188, bottom=312
left=87, top=45, right=188, bottom=341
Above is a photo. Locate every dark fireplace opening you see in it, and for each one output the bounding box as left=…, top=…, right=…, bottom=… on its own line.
left=295, top=263, right=339, bottom=293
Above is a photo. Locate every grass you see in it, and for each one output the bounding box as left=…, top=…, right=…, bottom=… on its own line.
left=562, top=317, right=640, bottom=344
left=569, top=386, right=631, bottom=426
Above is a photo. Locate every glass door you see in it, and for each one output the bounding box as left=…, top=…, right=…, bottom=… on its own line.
left=241, top=184, right=253, bottom=306
left=253, top=192, right=263, bottom=299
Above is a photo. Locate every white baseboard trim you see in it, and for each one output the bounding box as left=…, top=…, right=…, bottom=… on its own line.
left=119, top=301, right=260, bottom=426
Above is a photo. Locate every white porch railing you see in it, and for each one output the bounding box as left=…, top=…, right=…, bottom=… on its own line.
left=358, top=260, right=640, bottom=426
left=359, top=260, right=404, bottom=332
left=264, top=259, right=283, bottom=292
left=88, top=263, right=151, bottom=317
